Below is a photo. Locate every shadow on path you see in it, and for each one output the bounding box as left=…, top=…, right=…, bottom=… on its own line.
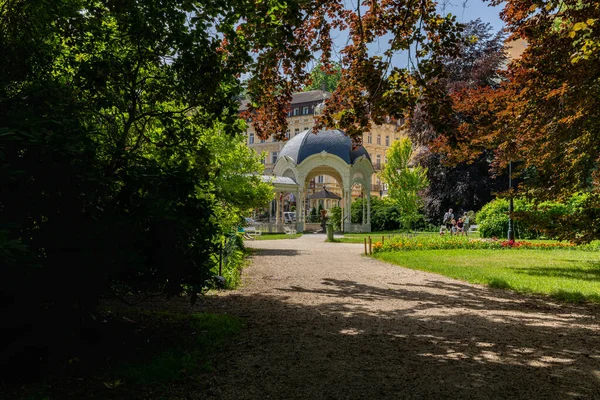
left=250, top=248, right=302, bottom=257
left=201, top=277, right=600, bottom=399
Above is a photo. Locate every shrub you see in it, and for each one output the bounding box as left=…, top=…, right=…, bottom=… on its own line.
left=310, top=207, right=318, bottom=223
left=329, top=206, right=342, bottom=231
left=213, top=233, right=247, bottom=289
left=477, top=198, right=571, bottom=239
left=351, top=197, right=402, bottom=232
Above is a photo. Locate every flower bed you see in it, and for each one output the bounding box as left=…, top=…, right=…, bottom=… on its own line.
left=371, top=235, right=597, bottom=253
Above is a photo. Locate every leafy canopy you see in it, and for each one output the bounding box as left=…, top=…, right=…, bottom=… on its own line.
left=407, top=19, right=508, bottom=222
left=435, top=0, right=600, bottom=242
left=303, top=62, right=342, bottom=93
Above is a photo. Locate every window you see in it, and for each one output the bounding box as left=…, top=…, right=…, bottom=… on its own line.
left=385, top=135, right=390, bottom=146
left=376, top=135, right=381, bottom=145
left=367, top=134, right=372, bottom=144
left=317, top=175, right=324, bottom=184
left=395, top=136, right=399, bottom=141
left=287, top=111, right=292, bottom=117
left=260, top=138, right=265, bottom=143
left=295, top=128, right=300, bottom=135
left=302, top=106, right=309, bottom=115
left=249, top=133, right=255, bottom=145
left=271, top=151, right=278, bottom=164
left=293, top=108, right=299, bottom=116
left=272, top=135, right=277, bottom=143
left=376, top=154, right=381, bottom=169
left=285, top=131, right=290, bottom=140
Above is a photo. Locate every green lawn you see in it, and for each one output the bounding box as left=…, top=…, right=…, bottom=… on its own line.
left=253, top=233, right=302, bottom=240
left=374, top=249, right=600, bottom=303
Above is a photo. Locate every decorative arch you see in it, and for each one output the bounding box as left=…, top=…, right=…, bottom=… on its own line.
left=271, top=132, right=374, bottom=233
left=282, top=168, right=297, bottom=181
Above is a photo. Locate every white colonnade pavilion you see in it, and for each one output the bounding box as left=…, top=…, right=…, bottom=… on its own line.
left=263, top=129, right=374, bottom=233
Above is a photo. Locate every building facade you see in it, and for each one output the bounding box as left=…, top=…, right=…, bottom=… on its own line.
left=241, top=90, right=406, bottom=205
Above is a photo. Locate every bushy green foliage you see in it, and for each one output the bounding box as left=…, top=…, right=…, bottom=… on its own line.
left=310, top=207, right=318, bottom=223
left=0, top=0, right=270, bottom=376
left=329, top=206, right=342, bottom=231
left=303, top=62, right=342, bottom=92
left=477, top=197, right=574, bottom=239
left=381, top=138, right=428, bottom=230
left=351, top=197, right=402, bottom=232
left=212, top=233, right=247, bottom=289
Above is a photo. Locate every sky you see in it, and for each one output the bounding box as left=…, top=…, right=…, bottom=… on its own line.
left=444, top=0, right=505, bottom=31
left=319, top=0, right=507, bottom=71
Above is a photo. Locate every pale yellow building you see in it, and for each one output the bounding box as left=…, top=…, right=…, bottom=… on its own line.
left=240, top=90, right=406, bottom=206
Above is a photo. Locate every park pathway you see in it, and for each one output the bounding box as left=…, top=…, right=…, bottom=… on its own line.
left=201, top=234, right=600, bottom=399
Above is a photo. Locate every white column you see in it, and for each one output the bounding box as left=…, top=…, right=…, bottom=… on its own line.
left=362, top=188, right=366, bottom=224
left=280, top=194, right=284, bottom=224
left=298, top=188, right=305, bottom=222
left=276, top=192, right=280, bottom=225
left=366, top=189, right=371, bottom=225
left=343, top=180, right=352, bottom=232
left=296, top=188, right=304, bottom=233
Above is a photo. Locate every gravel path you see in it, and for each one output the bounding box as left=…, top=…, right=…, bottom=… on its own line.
left=202, top=234, right=600, bottom=399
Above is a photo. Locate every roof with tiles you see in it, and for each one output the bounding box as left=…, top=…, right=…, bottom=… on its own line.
left=260, top=176, right=297, bottom=185
left=279, top=129, right=371, bottom=165
left=238, top=90, right=331, bottom=112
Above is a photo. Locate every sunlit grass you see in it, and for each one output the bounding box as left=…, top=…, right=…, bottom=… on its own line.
left=253, top=233, right=302, bottom=240
left=339, top=231, right=481, bottom=243
left=374, top=249, right=600, bottom=303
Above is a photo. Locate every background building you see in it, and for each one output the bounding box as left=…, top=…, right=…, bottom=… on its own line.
left=240, top=90, right=406, bottom=207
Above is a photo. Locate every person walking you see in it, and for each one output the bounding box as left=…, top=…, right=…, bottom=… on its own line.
left=463, top=212, right=470, bottom=236
left=443, top=208, right=454, bottom=235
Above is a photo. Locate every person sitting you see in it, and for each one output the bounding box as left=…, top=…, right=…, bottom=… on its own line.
left=451, top=219, right=458, bottom=235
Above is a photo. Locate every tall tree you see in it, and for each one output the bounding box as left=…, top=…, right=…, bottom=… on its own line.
left=0, top=0, right=271, bottom=373
left=303, top=62, right=342, bottom=92
left=407, top=19, right=508, bottom=222
left=382, top=138, right=429, bottom=230
left=237, top=0, right=463, bottom=140
left=437, top=0, right=600, bottom=242
left=0, top=0, right=466, bottom=375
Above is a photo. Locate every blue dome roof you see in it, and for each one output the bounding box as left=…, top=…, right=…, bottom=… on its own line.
left=279, top=129, right=370, bottom=165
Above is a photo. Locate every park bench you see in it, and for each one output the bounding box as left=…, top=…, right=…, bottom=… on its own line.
left=284, top=225, right=297, bottom=235
left=244, top=226, right=261, bottom=239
